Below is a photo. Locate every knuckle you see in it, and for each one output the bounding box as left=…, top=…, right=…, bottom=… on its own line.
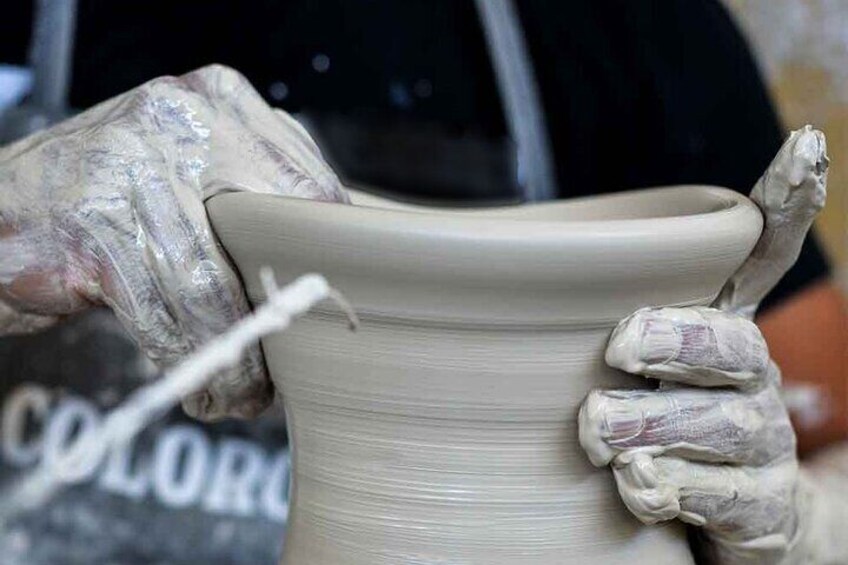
left=194, top=63, right=243, bottom=84
left=173, top=258, right=248, bottom=340
left=612, top=454, right=682, bottom=524
left=136, top=75, right=183, bottom=103
left=187, top=355, right=273, bottom=421
left=578, top=390, right=618, bottom=466
left=185, top=64, right=249, bottom=101
left=734, top=387, right=796, bottom=464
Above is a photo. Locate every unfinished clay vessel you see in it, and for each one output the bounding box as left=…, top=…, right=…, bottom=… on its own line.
left=206, top=186, right=762, bottom=564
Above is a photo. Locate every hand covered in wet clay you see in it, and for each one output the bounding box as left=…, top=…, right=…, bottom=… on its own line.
left=579, top=126, right=829, bottom=564
left=0, top=64, right=348, bottom=420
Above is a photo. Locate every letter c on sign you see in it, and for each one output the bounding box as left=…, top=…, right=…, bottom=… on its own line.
left=2, top=384, right=51, bottom=467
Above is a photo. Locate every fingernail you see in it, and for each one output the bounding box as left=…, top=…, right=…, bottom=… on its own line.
left=639, top=316, right=682, bottom=366
left=789, top=126, right=829, bottom=188
left=606, top=310, right=650, bottom=373
left=600, top=396, right=646, bottom=444
left=579, top=391, right=615, bottom=466
left=607, top=309, right=686, bottom=372
left=579, top=391, right=645, bottom=466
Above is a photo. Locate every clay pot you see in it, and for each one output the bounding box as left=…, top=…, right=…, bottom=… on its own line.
left=206, top=186, right=762, bottom=564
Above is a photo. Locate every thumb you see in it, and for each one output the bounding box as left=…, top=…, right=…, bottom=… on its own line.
left=713, top=125, right=828, bottom=318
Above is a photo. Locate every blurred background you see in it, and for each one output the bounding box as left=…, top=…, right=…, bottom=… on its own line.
left=1, top=1, right=844, bottom=264
left=727, top=0, right=847, bottom=284
left=0, top=1, right=845, bottom=564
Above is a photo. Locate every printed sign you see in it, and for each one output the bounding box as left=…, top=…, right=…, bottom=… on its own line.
left=0, top=311, right=290, bottom=564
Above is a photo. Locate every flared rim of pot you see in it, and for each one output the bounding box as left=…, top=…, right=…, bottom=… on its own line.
left=207, top=185, right=762, bottom=326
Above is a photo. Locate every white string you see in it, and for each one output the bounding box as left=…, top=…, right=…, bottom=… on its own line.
left=0, top=269, right=356, bottom=525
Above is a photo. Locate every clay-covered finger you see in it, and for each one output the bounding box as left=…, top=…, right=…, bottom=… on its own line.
left=136, top=185, right=272, bottom=420
left=578, top=384, right=795, bottom=467
left=87, top=66, right=344, bottom=420
left=612, top=453, right=800, bottom=559
left=605, top=306, right=770, bottom=388
left=175, top=65, right=349, bottom=203
left=80, top=194, right=274, bottom=422
left=714, top=126, right=828, bottom=318
left=70, top=117, right=274, bottom=421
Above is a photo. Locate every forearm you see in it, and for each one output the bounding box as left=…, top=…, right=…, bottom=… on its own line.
left=788, top=443, right=848, bottom=563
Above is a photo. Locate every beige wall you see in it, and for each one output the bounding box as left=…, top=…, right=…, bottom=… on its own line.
left=724, top=0, right=847, bottom=270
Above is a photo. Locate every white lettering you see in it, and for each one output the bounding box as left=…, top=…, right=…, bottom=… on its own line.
left=260, top=449, right=290, bottom=522
left=1, top=384, right=50, bottom=467
left=152, top=425, right=209, bottom=508
left=42, top=396, right=102, bottom=483
left=99, top=440, right=149, bottom=500
left=203, top=438, right=266, bottom=517
left=0, top=384, right=291, bottom=521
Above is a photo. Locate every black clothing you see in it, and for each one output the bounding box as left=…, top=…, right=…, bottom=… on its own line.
left=1, top=0, right=828, bottom=309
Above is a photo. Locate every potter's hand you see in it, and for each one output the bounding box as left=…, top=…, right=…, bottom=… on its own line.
left=0, top=64, right=347, bottom=421
left=579, top=126, right=828, bottom=564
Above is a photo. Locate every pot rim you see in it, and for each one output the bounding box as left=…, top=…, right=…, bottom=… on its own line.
left=347, top=184, right=754, bottom=229
left=207, top=185, right=762, bottom=325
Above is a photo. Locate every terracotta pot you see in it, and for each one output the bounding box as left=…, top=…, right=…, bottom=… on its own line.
left=206, top=186, right=762, bottom=564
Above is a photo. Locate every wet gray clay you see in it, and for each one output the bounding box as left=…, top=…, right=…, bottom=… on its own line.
left=206, top=186, right=762, bottom=564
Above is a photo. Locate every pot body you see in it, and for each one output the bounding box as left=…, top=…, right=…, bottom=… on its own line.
left=207, top=186, right=762, bottom=564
